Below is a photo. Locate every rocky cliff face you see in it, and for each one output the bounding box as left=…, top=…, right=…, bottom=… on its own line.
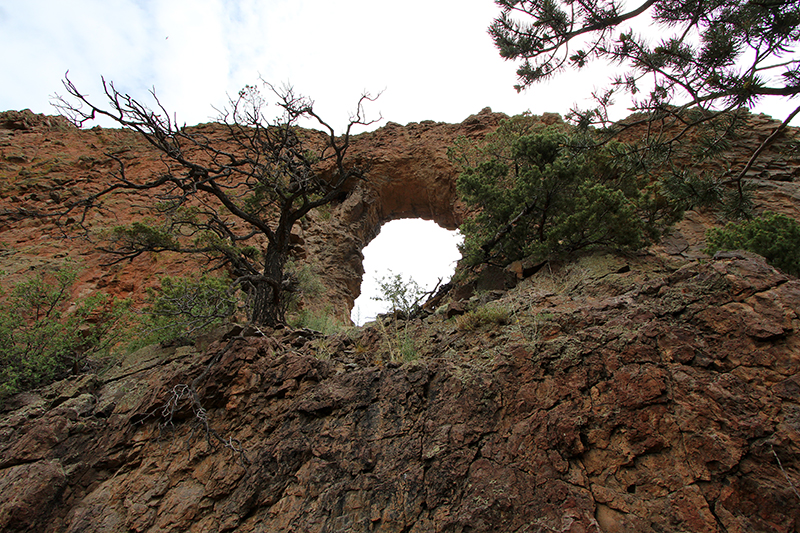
left=1, top=108, right=800, bottom=532
left=1, top=252, right=800, bottom=532
left=1, top=108, right=798, bottom=320
left=0, top=107, right=508, bottom=322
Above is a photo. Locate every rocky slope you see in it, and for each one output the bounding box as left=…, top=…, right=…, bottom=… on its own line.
left=1, top=251, right=799, bottom=532
left=0, top=108, right=800, bottom=532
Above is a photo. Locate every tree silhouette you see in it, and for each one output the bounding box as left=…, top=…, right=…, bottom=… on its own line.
left=51, top=76, right=379, bottom=327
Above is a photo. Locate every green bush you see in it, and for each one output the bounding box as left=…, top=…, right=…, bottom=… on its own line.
left=706, top=212, right=800, bottom=277
left=0, top=264, right=128, bottom=402
left=369, top=270, right=425, bottom=362
left=284, top=260, right=325, bottom=314
left=375, top=316, right=419, bottom=363
left=451, top=118, right=681, bottom=266
left=109, top=221, right=179, bottom=252
left=134, top=274, right=237, bottom=348
left=372, top=270, right=425, bottom=316
left=288, top=307, right=342, bottom=334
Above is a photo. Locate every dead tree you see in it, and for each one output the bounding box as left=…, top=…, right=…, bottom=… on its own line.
left=52, top=75, right=379, bottom=327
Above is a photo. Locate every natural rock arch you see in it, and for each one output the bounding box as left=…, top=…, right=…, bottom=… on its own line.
left=294, top=109, right=509, bottom=323
left=2, top=108, right=799, bottom=327
left=0, top=108, right=510, bottom=326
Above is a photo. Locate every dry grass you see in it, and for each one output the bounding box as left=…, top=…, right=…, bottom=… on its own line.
left=454, top=305, right=511, bottom=332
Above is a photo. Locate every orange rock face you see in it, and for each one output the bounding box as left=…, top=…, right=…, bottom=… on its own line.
left=2, top=108, right=799, bottom=323
left=0, top=108, right=509, bottom=323
left=1, top=107, right=800, bottom=532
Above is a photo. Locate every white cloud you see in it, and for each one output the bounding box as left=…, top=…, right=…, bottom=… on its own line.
left=0, top=1, right=155, bottom=115
left=144, top=1, right=232, bottom=123
left=2, top=0, right=795, bottom=126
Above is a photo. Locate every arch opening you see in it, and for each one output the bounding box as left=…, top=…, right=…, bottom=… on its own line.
left=351, top=218, right=462, bottom=325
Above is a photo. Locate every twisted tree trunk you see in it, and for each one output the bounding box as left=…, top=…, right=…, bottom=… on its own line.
left=249, top=245, right=286, bottom=327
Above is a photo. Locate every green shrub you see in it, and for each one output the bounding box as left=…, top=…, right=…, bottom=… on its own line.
left=392, top=328, right=418, bottom=362
left=451, top=119, right=681, bottom=266
left=375, top=317, right=419, bottom=363
left=706, top=212, right=800, bottom=277
left=284, top=260, right=325, bottom=313
left=134, top=274, right=237, bottom=348
left=109, top=221, right=179, bottom=252
left=289, top=307, right=342, bottom=334
left=372, top=270, right=425, bottom=316
left=0, top=263, right=128, bottom=402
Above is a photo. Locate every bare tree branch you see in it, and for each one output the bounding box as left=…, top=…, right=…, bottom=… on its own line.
left=46, top=74, right=381, bottom=326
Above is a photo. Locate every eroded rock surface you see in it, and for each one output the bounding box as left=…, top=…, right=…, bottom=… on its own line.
left=0, top=254, right=798, bottom=532
left=0, top=107, right=510, bottom=323
left=2, top=108, right=800, bottom=322
left=2, top=108, right=800, bottom=531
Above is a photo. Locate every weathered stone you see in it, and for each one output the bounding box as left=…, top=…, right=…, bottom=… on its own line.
left=0, top=254, right=796, bottom=531
left=0, top=460, right=67, bottom=531
left=1, top=108, right=800, bottom=532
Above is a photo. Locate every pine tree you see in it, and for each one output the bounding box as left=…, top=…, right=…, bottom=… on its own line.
left=490, top=0, right=800, bottom=215
left=451, top=115, right=681, bottom=266
left=491, top=0, right=800, bottom=119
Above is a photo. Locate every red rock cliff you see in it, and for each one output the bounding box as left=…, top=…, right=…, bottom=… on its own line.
left=0, top=108, right=800, bottom=532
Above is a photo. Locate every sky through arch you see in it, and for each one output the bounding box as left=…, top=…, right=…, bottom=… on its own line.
left=352, top=219, right=463, bottom=325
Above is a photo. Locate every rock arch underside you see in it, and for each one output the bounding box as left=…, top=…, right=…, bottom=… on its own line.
left=2, top=109, right=800, bottom=532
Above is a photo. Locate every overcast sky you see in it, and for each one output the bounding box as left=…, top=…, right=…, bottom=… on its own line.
left=1, top=0, right=535, bottom=130
left=1, top=0, right=798, bottom=323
